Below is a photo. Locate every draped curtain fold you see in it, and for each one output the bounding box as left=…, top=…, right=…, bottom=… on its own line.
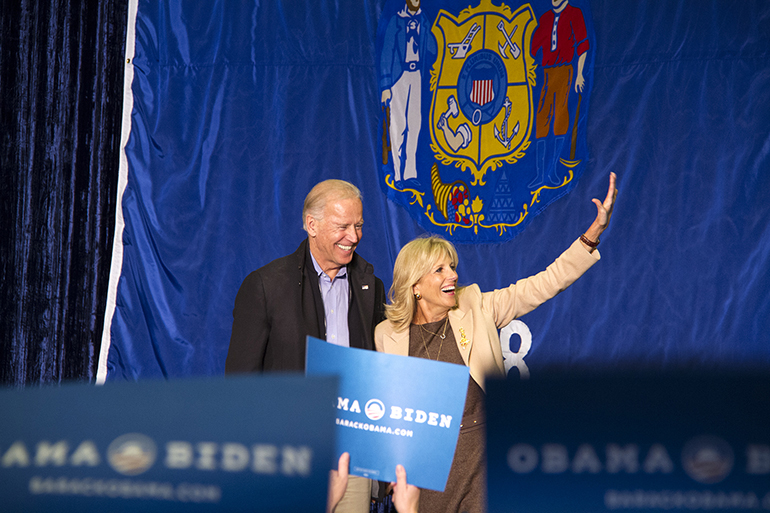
left=0, top=0, right=128, bottom=386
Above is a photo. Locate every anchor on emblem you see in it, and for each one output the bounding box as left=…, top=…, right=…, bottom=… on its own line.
left=494, top=97, right=519, bottom=149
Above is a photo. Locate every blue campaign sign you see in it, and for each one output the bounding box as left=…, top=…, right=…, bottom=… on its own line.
left=0, top=375, right=338, bottom=513
left=485, top=374, right=770, bottom=513
left=305, top=336, right=469, bottom=491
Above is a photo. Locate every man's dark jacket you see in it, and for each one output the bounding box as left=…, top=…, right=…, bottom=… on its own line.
left=225, top=239, right=386, bottom=373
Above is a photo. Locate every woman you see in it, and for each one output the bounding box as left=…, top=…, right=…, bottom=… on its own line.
left=375, top=173, right=618, bottom=513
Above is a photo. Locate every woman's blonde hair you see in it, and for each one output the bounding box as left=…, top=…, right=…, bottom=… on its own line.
left=385, top=235, right=459, bottom=331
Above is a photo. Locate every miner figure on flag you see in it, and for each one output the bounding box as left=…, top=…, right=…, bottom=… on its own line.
left=530, top=0, right=589, bottom=187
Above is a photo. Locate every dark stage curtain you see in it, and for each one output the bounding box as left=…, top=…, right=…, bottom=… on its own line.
left=0, top=1, right=127, bottom=386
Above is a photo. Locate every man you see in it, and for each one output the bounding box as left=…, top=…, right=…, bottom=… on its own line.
left=529, top=0, right=589, bottom=186
left=380, top=0, right=437, bottom=183
left=226, top=179, right=386, bottom=513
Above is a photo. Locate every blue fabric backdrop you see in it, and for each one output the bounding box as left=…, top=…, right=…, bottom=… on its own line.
left=103, top=0, right=770, bottom=380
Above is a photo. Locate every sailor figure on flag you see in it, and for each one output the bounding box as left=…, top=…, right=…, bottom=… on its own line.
left=380, top=0, right=438, bottom=184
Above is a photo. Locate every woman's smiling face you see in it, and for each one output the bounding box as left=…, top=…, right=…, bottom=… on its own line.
left=413, top=255, right=458, bottom=323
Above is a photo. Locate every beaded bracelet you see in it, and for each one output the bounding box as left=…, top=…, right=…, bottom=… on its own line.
left=580, top=233, right=600, bottom=248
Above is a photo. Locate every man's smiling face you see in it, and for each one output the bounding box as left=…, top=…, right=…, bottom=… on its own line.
left=306, top=197, right=363, bottom=279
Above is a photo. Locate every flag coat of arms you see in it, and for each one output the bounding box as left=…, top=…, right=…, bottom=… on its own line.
left=430, top=2, right=536, bottom=187
left=377, top=0, right=594, bottom=242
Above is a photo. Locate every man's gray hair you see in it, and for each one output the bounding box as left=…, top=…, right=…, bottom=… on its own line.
left=302, top=180, right=362, bottom=231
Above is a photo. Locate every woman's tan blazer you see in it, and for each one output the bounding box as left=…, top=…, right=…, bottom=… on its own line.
left=375, top=239, right=600, bottom=390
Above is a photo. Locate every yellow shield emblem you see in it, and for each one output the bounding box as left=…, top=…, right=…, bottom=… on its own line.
left=430, top=1, right=537, bottom=186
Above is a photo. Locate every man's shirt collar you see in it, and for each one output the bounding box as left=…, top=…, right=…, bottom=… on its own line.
left=310, top=252, right=347, bottom=281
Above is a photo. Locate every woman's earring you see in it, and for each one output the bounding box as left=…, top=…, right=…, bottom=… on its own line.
left=414, top=292, right=422, bottom=300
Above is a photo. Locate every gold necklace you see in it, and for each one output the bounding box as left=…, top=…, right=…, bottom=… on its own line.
left=418, top=317, right=449, bottom=360
left=420, top=317, right=449, bottom=339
